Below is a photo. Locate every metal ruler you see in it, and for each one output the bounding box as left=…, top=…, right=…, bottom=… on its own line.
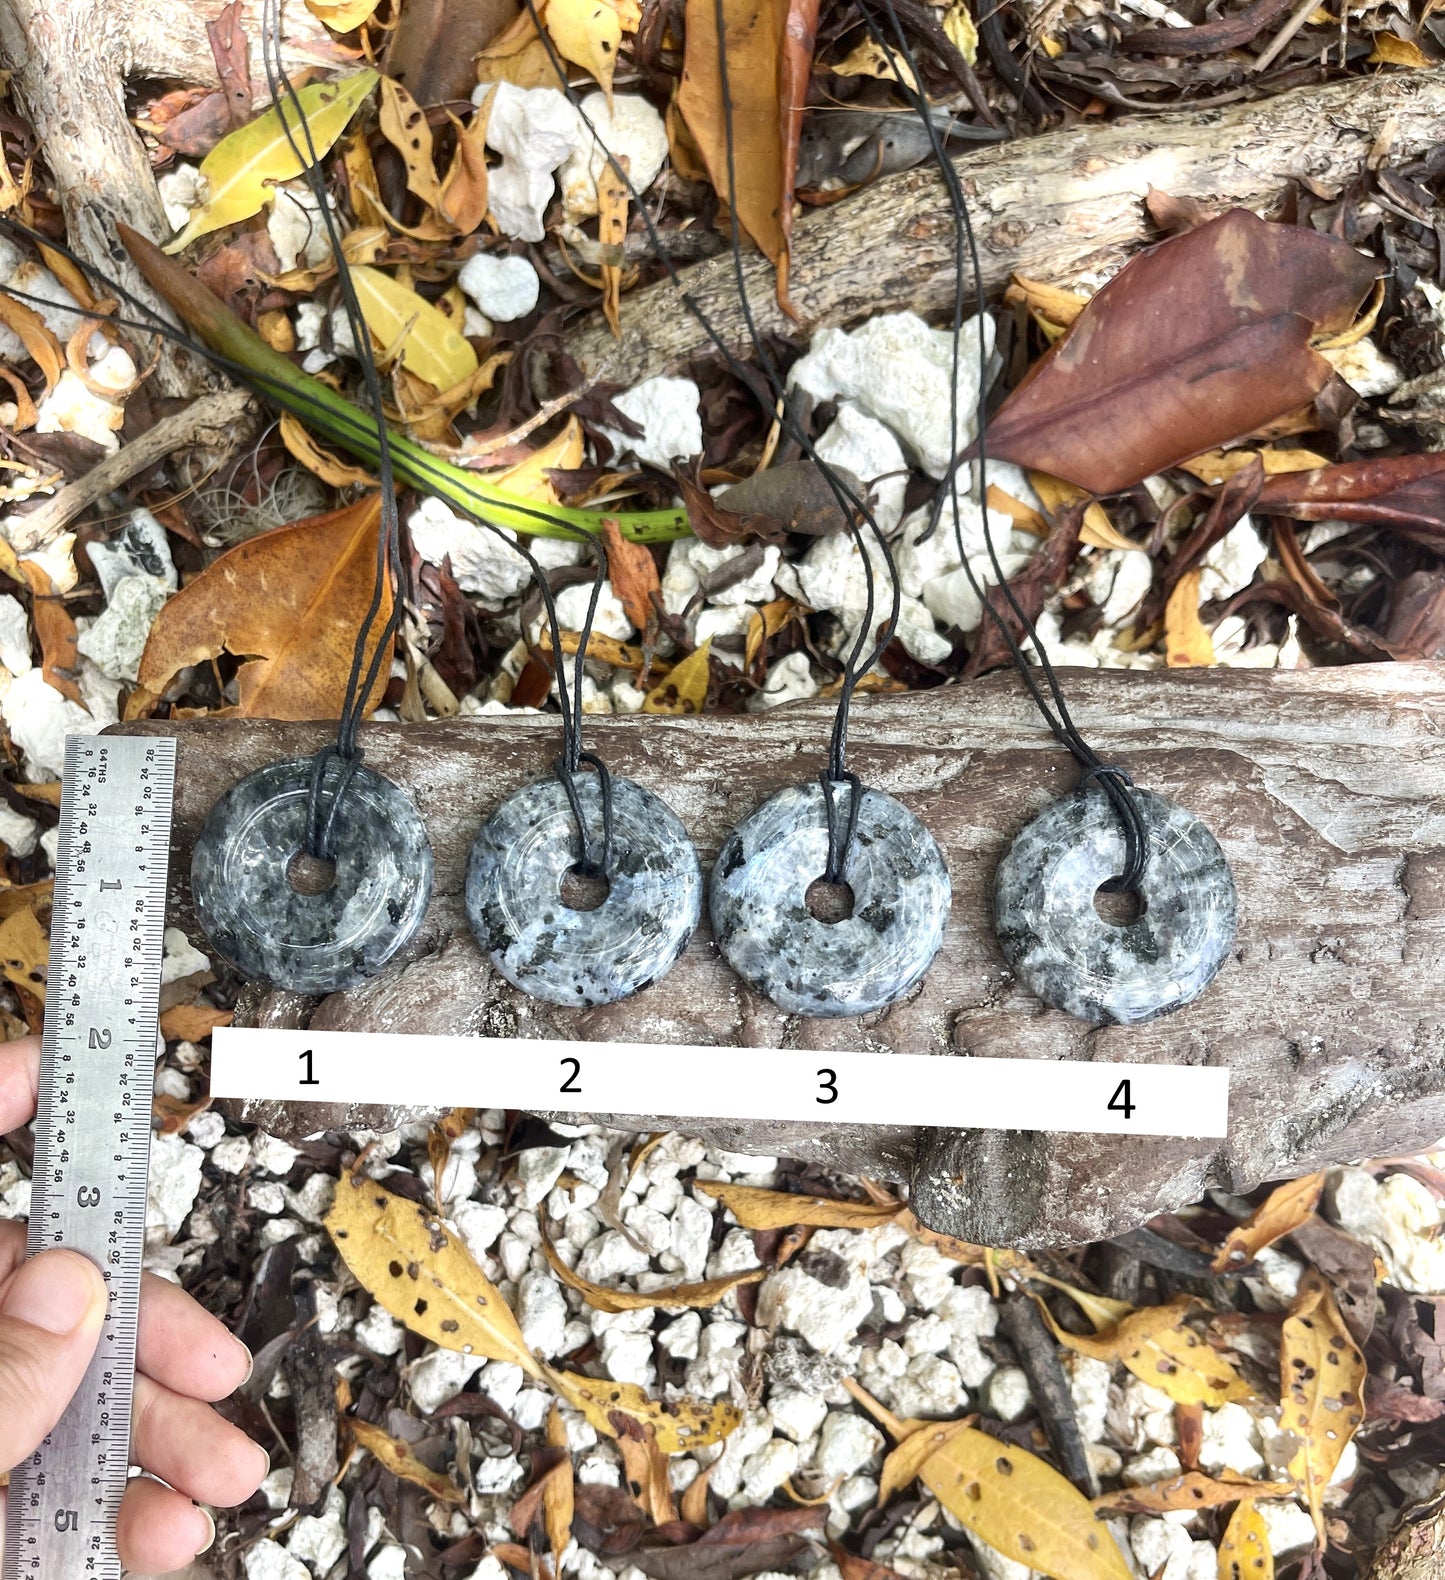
left=3, top=735, right=176, bottom=1580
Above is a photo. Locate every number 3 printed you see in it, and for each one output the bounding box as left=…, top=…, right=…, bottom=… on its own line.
left=816, top=1068, right=838, bottom=1105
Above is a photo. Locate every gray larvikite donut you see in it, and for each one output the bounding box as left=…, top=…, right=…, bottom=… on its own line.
left=466, top=774, right=701, bottom=1006
left=710, top=781, right=950, bottom=1017
left=192, top=757, right=433, bottom=995
left=994, top=786, right=1237, bottom=1024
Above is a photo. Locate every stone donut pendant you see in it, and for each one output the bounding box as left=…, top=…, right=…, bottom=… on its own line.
left=710, top=781, right=951, bottom=1017
left=192, top=757, right=434, bottom=995
left=466, top=774, right=701, bottom=1006
left=994, top=785, right=1236, bottom=1024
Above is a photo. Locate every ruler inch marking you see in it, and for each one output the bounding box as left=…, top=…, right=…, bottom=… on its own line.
left=4, top=736, right=176, bottom=1580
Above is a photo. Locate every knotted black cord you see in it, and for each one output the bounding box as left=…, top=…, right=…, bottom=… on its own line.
left=258, top=0, right=408, bottom=860
left=520, top=0, right=910, bottom=885
left=856, top=0, right=1148, bottom=892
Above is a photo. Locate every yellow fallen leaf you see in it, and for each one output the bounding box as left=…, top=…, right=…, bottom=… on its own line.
left=828, top=35, right=919, bottom=89
left=1165, top=568, right=1216, bottom=668
left=138, top=496, right=392, bottom=721
left=165, top=70, right=378, bottom=251
left=616, top=1418, right=677, bottom=1526
left=984, top=484, right=1048, bottom=538
left=325, top=1171, right=543, bottom=1377
left=642, top=635, right=712, bottom=713
left=1218, top=1498, right=1274, bottom=1580
left=1035, top=1287, right=1252, bottom=1408
left=598, top=157, right=629, bottom=339
left=544, top=1405, right=575, bottom=1572
left=485, top=417, right=586, bottom=504
left=306, top=0, right=382, bottom=28
left=1029, top=471, right=1142, bottom=553
left=878, top=1418, right=973, bottom=1506
left=540, top=1214, right=764, bottom=1311
left=378, top=76, right=447, bottom=213
left=942, top=0, right=979, bottom=65
left=1006, top=275, right=1088, bottom=333
left=0, top=293, right=63, bottom=391
left=351, top=264, right=480, bottom=393
left=542, top=1365, right=740, bottom=1451
left=476, top=8, right=560, bottom=88
left=0, top=900, right=49, bottom=1002
left=1179, top=447, right=1332, bottom=485
left=158, top=1002, right=233, bottom=1042
left=745, top=596, right=799, bottom=667
left=279, top=411, right=377, bottom=488
left=693, top=1181, right=901, bottom=1230
left=1315, top=277, right=1385, bottom=352
left=920, top=1427, right=1134, bottom=1580
left=545, top=0, right=627, bottom=97
left=1092, top=1473, right=1294, bottom=1516
left=1281, top=1270, right=1366, bottom=1542
left=1212, top=1173, right=1326, bottom=1274
left=343, top=128, right=395, bottom=232
left=1367, top=31, right=1433, bottom=66
left=349, top=1417, right=463, bottom=1502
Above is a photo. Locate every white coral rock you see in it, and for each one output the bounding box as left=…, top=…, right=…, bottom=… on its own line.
left=788, top=311, right=997, bottom=477
left=479, top=84, right=581, bottom=241
left=559, top=91, right=669, bottom=220
left=601, top=376, right=703, bottom=469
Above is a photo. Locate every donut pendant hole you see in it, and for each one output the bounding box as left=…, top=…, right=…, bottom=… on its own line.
left=560, top=863, right=611, bottom=912
left=805, top=877, right=856, bottom=924
left=287, top=849, right=337, bottom=897
left=1093, top=883, right=1146, bottom=927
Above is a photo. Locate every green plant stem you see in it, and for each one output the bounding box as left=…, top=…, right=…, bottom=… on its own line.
left=120, top=227, right=691, bottom=545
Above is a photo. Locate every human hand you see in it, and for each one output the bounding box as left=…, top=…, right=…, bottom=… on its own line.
left=0, top=1036, right=268, bottom=1574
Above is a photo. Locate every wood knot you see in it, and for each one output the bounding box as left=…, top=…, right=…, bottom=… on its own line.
left=987, top=219, right=1030, bottom=251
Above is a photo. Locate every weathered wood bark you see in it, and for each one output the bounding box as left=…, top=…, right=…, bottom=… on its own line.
left=0, top=0, right=335, bottom=394
left=564, top=71, right=1445, bottom=387
left=117, top=660, right=1445, bottom=1247
left=1366, top=1500, right=1445, bottom=1580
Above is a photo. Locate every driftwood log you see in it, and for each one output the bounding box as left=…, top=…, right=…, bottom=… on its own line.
left=563, top=71, right=1445, bottom=386
left=118, top=660, right=1445, bottom=1248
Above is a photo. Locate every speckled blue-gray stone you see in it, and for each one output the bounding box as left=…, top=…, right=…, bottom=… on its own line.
left=466, top=774, right=701, bottom=1006
left=192, top=757, right=433, bottom=995
left=995, top=786, right=1236, bottom=1024
left=710, top=781, right=950, bottom=1017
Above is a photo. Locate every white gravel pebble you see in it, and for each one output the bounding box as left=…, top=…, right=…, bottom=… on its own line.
left=210, top=1135, right=252, bottom=1174
left=367, top=1546, right=410, bottom=1580
left=458, top=253, right=541, bottom=322
left=0, top=593, right=31, bottom=674
left=600, top=1328, right=655, bottom=1385
left=1130, top=1514, right=1196, bottom=1580
left=984, top=1365, right=1032, bottom=1422
left=515, top=1144, right=570, bottom=1207
left=244, top=1540, right=311, bottom=1580
left=814, top=404, right=908, bottom=535
left=770, top=1388, right=830, bottom=1443
left=1198, top=517, right=1267, bottom=601
left=559, top=91, right=669, bottom=219
left=1199, top=1402, right=1264, bottom=1477
left=816, top=1411, right=883, bottom=1479
left=407, top=1349, right=486, bottom=1413
left=1258, top=1499, right=1318, bottom=1557
left=145, top=1131, right=204, bottom=1245
left=788, top=311, right=996, bottom=477
left=454, top=1201, right=508, bottom=1262
left=77, top=574, right=171, bottom=682
left=758, top=1234, right=875, bottom=1355
left=287, top=1487, right=348, bottom=1573
left=601, top=377, right=703, bottom=470
left=0, top=799, right=38, bottom=856
left=751, top=650, right=818, bottom=712
left=741, top=1437, right=799, bottom=1501
left=252, top=1133, right=300, bottom=1176
left=2, top=668, right=103, bottom=777
left=355, top=1303, right=407, bottom=1356
left=1329, top=1166, right=1445, bottom=1292
left=659, top=1312, right=701, bottom=1359
left=480, top=84, right=581, bottom=241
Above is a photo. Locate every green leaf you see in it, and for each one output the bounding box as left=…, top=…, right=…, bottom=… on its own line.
left=350, top=264, right=478, bottom=392
left=165, top=70, right=379, bottom=252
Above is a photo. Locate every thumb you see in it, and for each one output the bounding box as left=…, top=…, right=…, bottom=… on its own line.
left=0, top=1249, right=107, bottom=1474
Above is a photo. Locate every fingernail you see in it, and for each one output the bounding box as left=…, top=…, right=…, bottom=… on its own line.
left=195, top=1506, right=217, bottom=1555
left=1, top=1250, right=105, bottom=1335
left=253, top=1442, right=271, bottom=1481
left=234, top=1335, right=254, bottom=1385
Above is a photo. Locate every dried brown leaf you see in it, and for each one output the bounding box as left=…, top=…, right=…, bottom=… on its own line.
left=138, top=495, right=392, bottom=720
left=540, top=1212, right=763, bottom=1311
left=1252, top=453, right=1445, bottom=548
left=982, top=211, right=1377, bottom=495
left=1212, top=1173, right=1325, bottom=1274
left=1092, top=1473, right=1293, bottom=1516
left=693, top=1181, right=901, bottom=1230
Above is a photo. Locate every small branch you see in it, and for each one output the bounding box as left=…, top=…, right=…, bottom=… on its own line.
left=1000, top=1292, right=1099, bottom=1497
left=10, top=388, right=253, bottom=552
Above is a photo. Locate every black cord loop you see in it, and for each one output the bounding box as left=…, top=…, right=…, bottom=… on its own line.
left=819, top=770, right=864, bottom=886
